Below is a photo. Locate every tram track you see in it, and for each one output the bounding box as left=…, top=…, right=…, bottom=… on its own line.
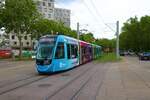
left=94, top=66, right=107, bottom=100
left=45, top=67, right=93, bottom=100
left=45, top=62, right=100, bottom=100
left=0, top=64, right=36, bottom=88
left=0, top=62, right=96, bottom=97
left=71, top=63, right=108, bottom=100
left=0, top=75, right=49, bottom=95
left=70, top=72, right=95, bottom=100
left=0, top=73, right=37, bottom=88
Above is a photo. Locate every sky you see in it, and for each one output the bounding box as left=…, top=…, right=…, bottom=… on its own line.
left=55, top=0, right=150, bottom=39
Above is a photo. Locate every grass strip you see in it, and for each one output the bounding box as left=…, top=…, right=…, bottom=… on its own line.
left=97, top=53, right=121, bottom=62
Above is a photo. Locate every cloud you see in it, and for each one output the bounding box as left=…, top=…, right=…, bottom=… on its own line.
left=55, top=0, right=77, bottom=4
left=56, top=0, right=150, bottom=39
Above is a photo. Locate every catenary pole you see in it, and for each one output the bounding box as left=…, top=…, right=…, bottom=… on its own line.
left=77, top=22, right=80, bottom=41
left=77, top=22, right=80, bottom=64
left=116, top=21, right=120, bottom=59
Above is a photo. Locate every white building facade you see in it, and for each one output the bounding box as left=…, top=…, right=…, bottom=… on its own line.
left=9, top=33, right=35, bottom=49
left=37, top=0, right=71, bottom=27
left=54, top=8, right=70, bottom=27
left=37, top=0, right=55, bottom=20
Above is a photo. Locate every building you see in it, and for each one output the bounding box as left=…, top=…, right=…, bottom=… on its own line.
left=9, top=33, right=35, bottom=49
left=37, top=0, right=55, bottom=20
left=36, top=0, right=71, bottom=27
left=54, top=8, right=70, bottom=27
left=0, top=33, right=11, bottom=50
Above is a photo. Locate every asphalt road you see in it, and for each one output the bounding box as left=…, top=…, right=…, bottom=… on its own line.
left=0, top=57, right=150, bottom=100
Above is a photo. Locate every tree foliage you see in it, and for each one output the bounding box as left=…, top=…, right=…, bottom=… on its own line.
left=80, top=33, right=95, bottom=42
left=95, top=38, right=116, bottom=52
left=1, top=0, right=40, bottom=57
left=120, top=16, right=150, bottom=52
left=31, top=18, right=77, bottom=39
left=0, top=0, right=5, bottom=28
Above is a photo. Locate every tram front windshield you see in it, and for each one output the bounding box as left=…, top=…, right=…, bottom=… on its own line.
left=37, top=39, right=55, bottom=59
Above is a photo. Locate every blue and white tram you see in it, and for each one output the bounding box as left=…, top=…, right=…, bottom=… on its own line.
left=36, top=35, right=79, bottom=74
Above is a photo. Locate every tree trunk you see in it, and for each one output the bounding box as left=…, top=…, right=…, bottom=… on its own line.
left=18, top=36, right=22, bottom=59
left=30, top=35, right=33, bottom=50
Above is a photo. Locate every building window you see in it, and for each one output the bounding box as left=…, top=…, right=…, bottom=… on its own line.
left=33, top=42, right=35, bottom=45
left=48, top=14, right=51, bottom=18
left=26, top=42, right=29, bottom=46
left=14, top=41, right=17, bottom=45
left=24, top=36, right=27, bottom=40
left=49, top=8, right=53, bottom=11
left=43, top=2, right=45, bottom=6
left=44, top=8, right=47, bottom=12
left=12, top=35, right=15, bottom=39
left=21, top=42, right=23, bottom=46
left=48, top=3, right=51, bottom=7
left=55, top=42, right=64, bottom=59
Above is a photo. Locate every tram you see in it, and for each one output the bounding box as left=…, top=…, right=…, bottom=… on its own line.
left=36, top=35, right=101, bottom=74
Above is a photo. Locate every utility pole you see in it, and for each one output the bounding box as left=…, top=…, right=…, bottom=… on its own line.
left=77, top=22, right=80, bottom=64
left=77, top=22, right=80, bottom=40
left=116, top=21, right=120, bottom=59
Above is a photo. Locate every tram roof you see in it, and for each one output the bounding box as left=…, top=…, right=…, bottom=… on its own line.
left=39, top=35, right=101, bottom=47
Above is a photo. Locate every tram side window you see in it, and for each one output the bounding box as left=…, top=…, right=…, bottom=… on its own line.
left=71, top=44, right=78, bottom=59
left=74, top=45, right=78, bottom=58
left=55, top=42, right=65, bottom=59
left=67, top=44, right=71, bottom=59
left=89, top=47, right=92, bottom=53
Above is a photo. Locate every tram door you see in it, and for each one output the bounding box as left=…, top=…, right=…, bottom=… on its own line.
left=54, top=42, right=67, bottom=71
left=67, top=44, right=78, bottom=68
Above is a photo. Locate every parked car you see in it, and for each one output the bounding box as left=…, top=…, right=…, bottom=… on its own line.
left=128, top=51, right=135, bottom=56
left=119, top=50, right=128, bottom=56
left=0, top=49, right=12, bottom=58
left=119, top=51, right=125, bottom=56
left=139, top=52, right=150, bottom=60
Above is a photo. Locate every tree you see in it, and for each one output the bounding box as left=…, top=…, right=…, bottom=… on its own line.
left=31, top=18, right=78, bottom=39
left=80, top=33, right=95, bottom=42
left=140, top=16, right=150, bottom=51
left=120, top=16, right=150, bottom=52
left=95, top=38, right=116, bottom=52
left=0, top=0, right=5, bottom=28
left=2, top=0, right=40, bottom=57
left=31, top=18, right=54, bottom=39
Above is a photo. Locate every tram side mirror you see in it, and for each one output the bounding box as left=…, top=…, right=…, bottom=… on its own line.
left=33, top=45, right=37, bottom=51
left=33, top=40, right=38, bottom=51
